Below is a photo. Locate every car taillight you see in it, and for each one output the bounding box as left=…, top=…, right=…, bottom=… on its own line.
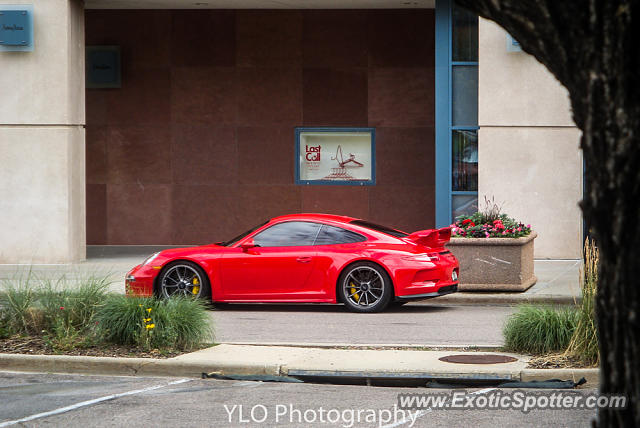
left=402, top=253, right=440, bottom=262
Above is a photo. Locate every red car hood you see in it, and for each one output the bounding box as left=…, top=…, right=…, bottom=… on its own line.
left=156, top=243, right=232, bottom=259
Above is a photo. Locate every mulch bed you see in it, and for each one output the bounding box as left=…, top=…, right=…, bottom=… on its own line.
left=0, top=335, right=188, bottom=359
left=527, top=353, right=596, bottom=369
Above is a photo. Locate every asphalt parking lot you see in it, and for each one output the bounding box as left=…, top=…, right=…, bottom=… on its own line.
left=210, top=303, right=515, bottom=346
left=0, top=372, right=596, bottom=427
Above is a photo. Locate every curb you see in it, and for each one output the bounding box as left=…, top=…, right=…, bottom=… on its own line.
left=0, top=354, right=281, bottom=378
left=520, top=368, right=599, bottom=386
left=431, top=293, right=580, bottom=305
left=218, top=342, right=505, bottom=351
left=0, top=353, right=598, bottom=387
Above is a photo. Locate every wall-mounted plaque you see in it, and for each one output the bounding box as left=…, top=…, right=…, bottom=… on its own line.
left=295, top=128, right=375, bottom=186
left=0, top=5, right=34, bottom=52
left=86, top=46, right=121, bottom=88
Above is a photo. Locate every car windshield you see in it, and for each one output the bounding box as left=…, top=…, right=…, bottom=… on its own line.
left=220, top=221, right=269, bottom=247
left=349, top=220, right=409, bottom=238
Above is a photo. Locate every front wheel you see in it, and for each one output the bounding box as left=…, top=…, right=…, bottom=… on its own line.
left=338, top=262, right=392, bottom=313
left=158, top=261, right=211, bottom=300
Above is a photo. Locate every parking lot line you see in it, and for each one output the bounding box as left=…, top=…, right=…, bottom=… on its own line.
left=0, top=378, right=191, bottom=427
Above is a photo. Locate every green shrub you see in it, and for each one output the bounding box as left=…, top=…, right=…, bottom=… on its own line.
left=503, top=305, right=579, bottom=354
left=96, top=295, right=213, bottom=351
left=566, top=239, right=599, bottom=365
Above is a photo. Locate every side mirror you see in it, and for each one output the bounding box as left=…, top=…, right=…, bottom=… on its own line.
left=241, top=238, right=257, bottom=252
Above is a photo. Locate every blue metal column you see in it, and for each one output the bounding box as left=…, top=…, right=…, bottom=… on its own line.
left=434, top=0, right=452, bottom=227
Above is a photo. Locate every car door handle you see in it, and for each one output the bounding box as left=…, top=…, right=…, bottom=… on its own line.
left=296, top=256, right=313, bottom=263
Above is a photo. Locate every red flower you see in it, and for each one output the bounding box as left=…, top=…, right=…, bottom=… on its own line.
left=462, top=219, right=475, bottom=227
left=60, top=306, right=64, bottom=310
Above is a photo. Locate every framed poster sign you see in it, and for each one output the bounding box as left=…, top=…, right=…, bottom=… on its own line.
left=295, top=127, right=375, bottom=186
left=86, top=46, right=121, bottom=89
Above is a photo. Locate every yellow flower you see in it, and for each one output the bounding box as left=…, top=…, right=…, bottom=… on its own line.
left=146, top=308, right=152, bottom=313
left=138, top=304, right=143, bottom=307
left=144, top=318, right=151, bottom=323
left=145, top=323, right=155, bottom=329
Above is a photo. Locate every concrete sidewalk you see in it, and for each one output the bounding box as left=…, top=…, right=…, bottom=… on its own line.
left=0, top=246, right=582, bottom=304
left=0, top=344, right=598, bottom=386
left=438, top=259, right=582, bottom=305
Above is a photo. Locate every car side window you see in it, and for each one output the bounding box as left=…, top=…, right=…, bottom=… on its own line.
left=314, top=224, right=367, bottom=246
left=252, top=221, right=322, bottom=248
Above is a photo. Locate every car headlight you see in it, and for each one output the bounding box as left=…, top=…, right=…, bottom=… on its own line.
left=142, top=252, right=161, bottom=266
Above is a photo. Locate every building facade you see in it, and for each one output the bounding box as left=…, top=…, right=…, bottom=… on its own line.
left=0, top=0, right=582, bottom=263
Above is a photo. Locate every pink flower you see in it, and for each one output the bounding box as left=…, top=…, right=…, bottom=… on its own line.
left=60, top=306, right=64, bottom=310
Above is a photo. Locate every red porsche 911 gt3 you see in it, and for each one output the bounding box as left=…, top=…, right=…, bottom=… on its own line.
left=125, top=214, right=459, bottom=312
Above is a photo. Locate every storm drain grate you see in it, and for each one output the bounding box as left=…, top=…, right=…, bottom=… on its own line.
left=439, top=354, right=518, bottom=364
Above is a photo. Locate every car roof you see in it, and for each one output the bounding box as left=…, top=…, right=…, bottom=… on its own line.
left=270, top=213, right=358, bottom=224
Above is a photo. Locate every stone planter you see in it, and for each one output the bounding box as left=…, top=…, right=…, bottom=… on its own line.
left=446, top=232, right=537, bottom=292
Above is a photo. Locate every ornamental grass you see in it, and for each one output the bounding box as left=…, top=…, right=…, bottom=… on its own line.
left=0, top=273, right=111, bottom=350
left=0, top=273, right=110, bottom=336
left=503, top=305, right=579, bottom=354
left=565, top=238, right=599, bottom=365
left=0, top=272, right=214, bottom=352
left=95, top=295, right=213, bottom=351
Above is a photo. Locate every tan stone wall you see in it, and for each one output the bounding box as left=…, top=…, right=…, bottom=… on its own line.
left=0, top=0, right=85, bottom=263
left=0, top=127, right=85, bottom=263
left=478, top=18, right=582, bottom=259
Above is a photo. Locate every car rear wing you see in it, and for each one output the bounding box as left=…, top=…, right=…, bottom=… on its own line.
left=404, top=227, right=452, bottom=249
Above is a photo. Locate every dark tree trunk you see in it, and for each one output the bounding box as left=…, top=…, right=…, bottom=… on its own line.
left=455, top=1, right=640, bottom=426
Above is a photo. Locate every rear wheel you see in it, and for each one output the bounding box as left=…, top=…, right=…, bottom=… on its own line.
left=158, top=261, right=211, bottom=300
left=338, top=262, right=392, bottom=313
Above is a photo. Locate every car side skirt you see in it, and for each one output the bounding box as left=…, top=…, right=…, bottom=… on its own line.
left=395, top=283, right=458, bottom=301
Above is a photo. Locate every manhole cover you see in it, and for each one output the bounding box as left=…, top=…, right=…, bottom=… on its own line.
left=439, top=354, right=518, bottom=364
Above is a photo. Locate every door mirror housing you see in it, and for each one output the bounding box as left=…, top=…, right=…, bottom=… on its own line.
left=241, top=238, right=257, bottom=252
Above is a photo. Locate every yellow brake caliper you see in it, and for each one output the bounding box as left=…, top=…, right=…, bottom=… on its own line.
left=191, top=276, right=200, bottom=295
left=350, top=281, right=359, bottom=302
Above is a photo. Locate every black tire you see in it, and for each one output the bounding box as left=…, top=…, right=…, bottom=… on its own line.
left=157, top=260, right=211, bottom=300
left=338, top=261, right=393, bottom=313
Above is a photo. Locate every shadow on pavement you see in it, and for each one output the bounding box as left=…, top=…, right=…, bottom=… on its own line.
left=209, top=303, right=454, bottom=314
